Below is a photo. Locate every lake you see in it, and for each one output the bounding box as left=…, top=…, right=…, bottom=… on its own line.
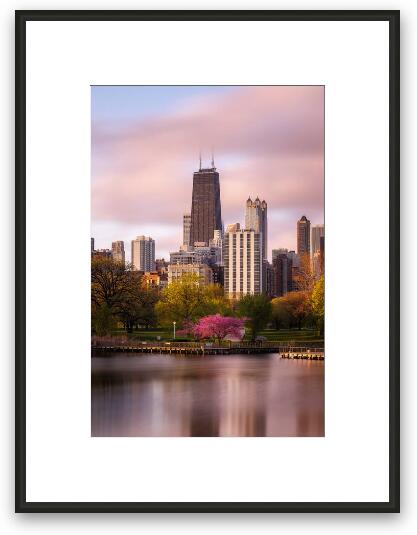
left=91, top=353, right=324, bottom=437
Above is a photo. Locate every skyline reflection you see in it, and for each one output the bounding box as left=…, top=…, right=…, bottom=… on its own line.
left=92, top=354, right=324, bottom=437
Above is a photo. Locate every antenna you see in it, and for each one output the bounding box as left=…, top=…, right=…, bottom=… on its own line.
left=199, top=151, right=202, bottom=170
left=211, top=149, right=215, bottom=169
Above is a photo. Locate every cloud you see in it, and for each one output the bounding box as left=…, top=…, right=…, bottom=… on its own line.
left=91, top=86, right=324, bottom=259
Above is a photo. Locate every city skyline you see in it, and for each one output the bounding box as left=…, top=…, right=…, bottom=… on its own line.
left=91, top=86, right=324, bottom=261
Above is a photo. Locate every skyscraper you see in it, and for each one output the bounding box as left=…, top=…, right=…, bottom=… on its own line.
left=131, top=236, right=155, bottom=271
left=189, top=159, right=222, bottom=247
left=272, top=253, right=293, bottom=297
left=183, top=213, right=191, bottom=246
left=223, top=228, right=262, bottom=298
left=91, top=237, right=95, bottom=253
left=297, top=215, right=311, bottom=255
left=311, top=224, right=324, bottom=256
left=111, top=241, right=125, bottom=265
left=209, top=229, right=223, bottom=265
left=272, top=248, right=288, bottom=262
left=245, top=197, right=268, bottom=260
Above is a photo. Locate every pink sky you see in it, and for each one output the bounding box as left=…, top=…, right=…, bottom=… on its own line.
left=91, top=86, right=324, bottom=261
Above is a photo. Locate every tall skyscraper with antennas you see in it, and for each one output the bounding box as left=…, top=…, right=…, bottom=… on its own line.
left=189, top=155, right=222, bottom=247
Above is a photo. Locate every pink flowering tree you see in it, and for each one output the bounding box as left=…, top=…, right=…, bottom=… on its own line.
left=193, top=314, right=245, bottom=344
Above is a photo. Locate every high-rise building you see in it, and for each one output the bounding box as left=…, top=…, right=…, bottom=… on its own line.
left=272, top=253, right=293, bottom=297
left=272, top=248, right=288, bottom=262
left=91, top=237, right=95, bottom=253
left=209, top=229, right=223, bottom=264
left=297, top=215, right=311, bottom=255
left=223, top=229, right=262, bottom=299
left=245, top=197, right=268, bottom=260
left=189, top=160, right=222, bottom=247
left=319, top=235, right=325, bottom=274
left=183, top=213, right=191, bottom=247
left=225, top=223, right=240, bottom=233
left=211, top=264, right=224, bottom=286
left=287, top=250, right=300, bottom=268
left=311, top=224, right=324, bottom=256
left=92, top=249, right=112, bottom=259
left=168, top=263, right=213, bottom=286
left=264, top=261, right=274, bottom=297
left=131, top=236, right=155, bottom=272
left=155, top=258, right=169, bottom=275
left=111, top=241, right=125, bottom=265
left=170, top=246, right=219, bottom=267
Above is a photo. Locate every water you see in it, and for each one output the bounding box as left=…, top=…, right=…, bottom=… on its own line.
left=91, top=353, right=324, bottom=437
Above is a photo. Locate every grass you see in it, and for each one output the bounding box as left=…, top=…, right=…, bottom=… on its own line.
left=110, top=327, right=323, bottom=343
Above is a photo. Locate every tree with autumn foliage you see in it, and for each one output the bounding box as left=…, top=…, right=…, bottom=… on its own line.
left=310, top=275, right=324, bottom=335
left=292, top=252, right=317, bottom=292
left=272, top=291, right=312, bottom=330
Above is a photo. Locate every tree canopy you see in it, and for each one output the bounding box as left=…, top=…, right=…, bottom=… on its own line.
left=237, top=294, right=272, bottom=341
left=155, top=274, right=226, bottom=328
left=91, top=256, right=157, bottom=334
left=271, top=291, right=312, bottom=330
left=311, top=275, right=324, bottom=334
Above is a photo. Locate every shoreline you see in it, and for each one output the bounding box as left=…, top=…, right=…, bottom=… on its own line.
left=91, top=345, right=324, bottom=360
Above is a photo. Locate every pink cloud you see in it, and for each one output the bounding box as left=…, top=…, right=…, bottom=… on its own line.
left=92, top=86, right=324, bottom=259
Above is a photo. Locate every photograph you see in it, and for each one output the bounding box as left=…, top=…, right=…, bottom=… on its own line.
left=15, top=8, right=399, bottom=513
left=90, top=85, right=325, bottom=437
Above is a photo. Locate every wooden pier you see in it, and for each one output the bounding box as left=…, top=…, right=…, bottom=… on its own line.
left=91, top=341, right=324, bottom=359
left=280, top=349, right=324, bottom=360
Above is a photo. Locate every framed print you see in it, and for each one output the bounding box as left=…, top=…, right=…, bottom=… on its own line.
left=15, top=10, right=400, bottom=512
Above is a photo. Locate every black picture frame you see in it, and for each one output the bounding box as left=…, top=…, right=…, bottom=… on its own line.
left=15, top=9, right=400, bottom=513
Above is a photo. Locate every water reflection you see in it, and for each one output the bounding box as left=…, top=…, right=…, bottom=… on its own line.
left=91, top=354, right=324, bottom=437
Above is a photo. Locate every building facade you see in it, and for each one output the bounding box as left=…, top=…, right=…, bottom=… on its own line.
left=297, top=215, right=311, bottom=255
left=189, top=164, right=222, bottom=247
left=92, top=248, right=112, bottom=259
left=311, top=224, right=325, bottom=256
left=140, top=271, right=167, bottom=290
left=272, top=248, right=288, bottom=262
left=168, top=263, right=213, bottom=286
left=155, top=258, right=169, bottom=275
left=131, top=235, right=155, bottom=272
left=111, top=241, right=125, bottom=265
left=170, top=245, right=220, bottom=267
left=223, top=229, right=262, bottom=299
left=272, top=253, right=293, bottom=297
left=183, top=213, right=191, bottom=247
left=245, top=197, right=268, bottom=261
left=209, top=229, right=223, bottom=265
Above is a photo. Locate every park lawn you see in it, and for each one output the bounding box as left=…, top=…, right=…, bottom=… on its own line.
left=249, top=328, right=323, bottom=342
left=111, top=327, right=323, bottom=343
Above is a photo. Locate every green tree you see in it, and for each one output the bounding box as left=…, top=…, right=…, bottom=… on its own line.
left=91, top=257, right=157, bottom=334
left=271, top=296, right=290, bottom=330
left=137, top=288, right=159, bottom=329
left=282, top=291, right=312, bottom=330
left=155, top=274, right=220, bottom=328
left=237, top=294, right=272, bottom=341
left=92, top=303, right=116, bottom=336
left=311, top=275, right=324, bottom=335
left=116, top=280, right=145, bottom=333
left=91, top=256, right=135, bottom=311
left=203, top=284, right=233, bottom=316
